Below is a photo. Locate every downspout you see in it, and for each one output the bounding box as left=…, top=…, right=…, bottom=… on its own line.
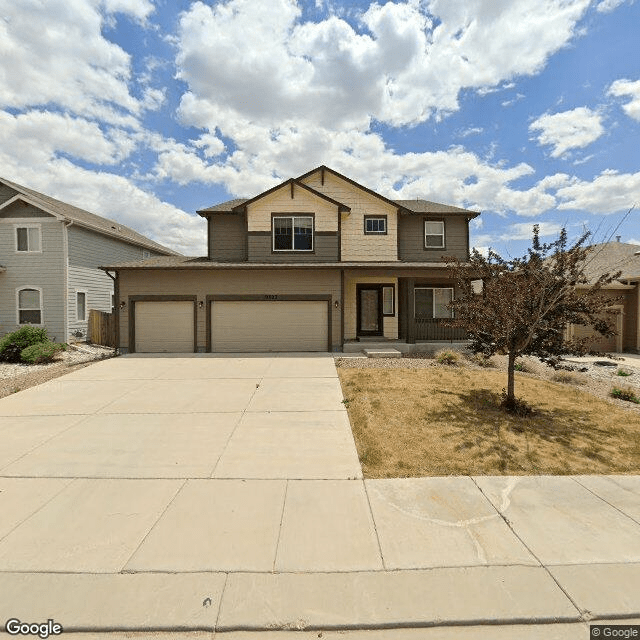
left=105, top=270, right=119, bottom=355
left=63, top=219, right=74, bottom=343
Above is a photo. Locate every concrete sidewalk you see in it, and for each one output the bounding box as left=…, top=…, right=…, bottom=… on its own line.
left=0, top=356, right=640, bottom=634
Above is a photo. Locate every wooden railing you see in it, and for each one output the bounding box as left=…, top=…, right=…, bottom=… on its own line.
left=415, top=317, right=468, bottom=341
left=87, top=309, right=116, bottom=347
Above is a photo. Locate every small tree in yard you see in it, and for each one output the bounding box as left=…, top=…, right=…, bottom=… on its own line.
left=446, top=226, right=621, bottom=413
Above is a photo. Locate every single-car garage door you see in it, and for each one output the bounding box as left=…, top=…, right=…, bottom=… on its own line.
left=135, top=301, right=195, bottom=353
left=211, top=300, right=328, bottom=352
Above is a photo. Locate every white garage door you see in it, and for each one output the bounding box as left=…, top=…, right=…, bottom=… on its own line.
left=135, top=301, right=194, bottom=353
left=211, top=300, right=328, bottom=352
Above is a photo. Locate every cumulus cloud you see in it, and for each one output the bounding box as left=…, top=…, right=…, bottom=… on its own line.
left=608, top=78, right=640, bottom=121
left=596, top=0, right=629, bottom=12
left=529, top=107, right=605, bottom=158
left=502, top=221, right=563, bottom=240
left=556, top=169, right=640, bottom=213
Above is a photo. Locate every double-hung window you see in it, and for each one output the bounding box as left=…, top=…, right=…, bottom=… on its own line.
left=364, top=216, right=387, bottom=234
left=272, top=215, right=313, bottom=252
left=17, top=288, right=42, bottom=325
left=414, top=287, right=453, bottom=318
left=424, top=220, right=445, bottom=248
left=16, top=225, right=41, bottom=253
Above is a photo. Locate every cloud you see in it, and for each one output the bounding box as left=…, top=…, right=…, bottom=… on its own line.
left=608, top=78, right=640, bottom=121
left=596, top=0, right=629, bottom=12
left=556, top=169, right=640, bottom=213
left=502, top=221, right=563, bottom=240
left=529, top=107, right=604, bottom=158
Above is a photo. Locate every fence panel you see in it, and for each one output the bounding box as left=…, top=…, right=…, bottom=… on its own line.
left=87, top=309, right=116, bottom=347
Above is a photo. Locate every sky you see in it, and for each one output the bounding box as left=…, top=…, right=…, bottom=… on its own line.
left=1, top=0, right=639, bottom=257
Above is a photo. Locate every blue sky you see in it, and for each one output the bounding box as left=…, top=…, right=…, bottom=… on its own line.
left=1, top=0, right=638, bottom=256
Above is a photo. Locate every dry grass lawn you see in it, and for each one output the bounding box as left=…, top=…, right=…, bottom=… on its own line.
left=338, top=367, right=640, bottom=477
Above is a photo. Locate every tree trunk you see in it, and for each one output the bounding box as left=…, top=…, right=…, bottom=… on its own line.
left=507, top=351, right=516, bottom=402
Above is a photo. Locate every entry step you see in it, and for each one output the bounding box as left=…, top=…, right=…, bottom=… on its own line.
left=363, top=348, right=402, bottom=359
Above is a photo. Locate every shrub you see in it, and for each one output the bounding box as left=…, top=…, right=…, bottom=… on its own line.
left=20, top=341, right=64, bottom=365
left=616, top=369, right=632, bottom=377
left=610, top=386, right=640, bottom=404
left=435, top=349, right=461, bottom=366
left=468, top=353, right=495, bottom=368
left=513, top=359, right=532, bottom=373
left=0, top=326, right=49, bottom=362
left=551, top=371, right=584, bottom=385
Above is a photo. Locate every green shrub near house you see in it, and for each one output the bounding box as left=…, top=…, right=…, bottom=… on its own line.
left=20, top=342, right=66, bottom=365
left=0, top=326, right=50, bottom=362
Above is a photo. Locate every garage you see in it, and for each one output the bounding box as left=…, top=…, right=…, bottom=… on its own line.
left=569, top=308, right=623, bottom=353
left=210, top=299, right=329, bottom=352
left=134, top=299, right=195, bottom=353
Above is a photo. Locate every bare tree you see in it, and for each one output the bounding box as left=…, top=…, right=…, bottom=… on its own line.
left=446, top=226, right=622, bottom=412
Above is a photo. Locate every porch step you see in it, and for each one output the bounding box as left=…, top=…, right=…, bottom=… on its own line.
left=363, top=348, right=402, bottom=359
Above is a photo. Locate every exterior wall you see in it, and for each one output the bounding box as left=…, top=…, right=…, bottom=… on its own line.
left=247, top=233, right=338, bottom=262
left=398, top=213, right=469, bottom=262
left=1, top=201, right=53, bottom=218
left=117, top=269, right=342, bottom=351
left=623, top=284, right=638, bottom=352
left=301, top=172, right=398, bottom=262
left=343, top=275, right=398, bottom=340
left=67, top=266, right=114, bottom=341
left=208, top=213, right=246, bottom=261
left=0, top=214, right=66, bottom=341
left=0, top=185, right=18, bottom=206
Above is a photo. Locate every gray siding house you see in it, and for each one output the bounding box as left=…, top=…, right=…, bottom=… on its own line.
left=0, top=177, right=178, bottom=343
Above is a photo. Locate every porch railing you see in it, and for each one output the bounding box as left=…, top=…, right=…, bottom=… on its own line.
left=415, top=317, right=468, bottom=341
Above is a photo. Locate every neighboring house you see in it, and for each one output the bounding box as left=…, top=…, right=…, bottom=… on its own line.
left=103, top=165, right=479, bottom=354
left=0, top=177, right=179, bottom=343
left=566, top=240, right=640, bottom=353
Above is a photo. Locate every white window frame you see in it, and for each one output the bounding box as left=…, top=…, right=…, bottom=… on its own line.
left=365, top=216, right=387, bottom=234
left=76, top=290, right=88, bottom=322
left=16, top=286, right=44, bottom=326
left=424, top=220, right=445, bottom=249
left=272, top=215, right=314, bottom=252
left=14, top=223, right=42, bottom=253
left=414, top=287, right=454, bottom=319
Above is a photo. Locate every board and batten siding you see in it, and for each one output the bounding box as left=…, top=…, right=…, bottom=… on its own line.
left=398, top=214, right=469, bottom=262
left=208, top=213, right=246, bottom=261
left=301, top=171, right=398, bottom=262
left=117, top=269, right=342, bottom=352
left=0, top=213, right=66, bottom=341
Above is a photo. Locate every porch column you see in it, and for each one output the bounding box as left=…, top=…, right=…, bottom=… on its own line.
left=407, top=278, right=416, bottom=344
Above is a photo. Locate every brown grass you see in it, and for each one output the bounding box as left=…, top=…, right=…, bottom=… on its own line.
left=338, top=367, right=640, bottom=478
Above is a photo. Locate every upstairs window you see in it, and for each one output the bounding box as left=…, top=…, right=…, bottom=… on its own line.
left=273, top=216, right=313, bottom=252
left=364, top=216, right=387, bottom=234
left=414, top=287, right=453, bottom=319
left=16, top=225, right=41, bottom=253
left=17, top=288, right=42, bottom=325
left=424, top=220, right=445, bottom=248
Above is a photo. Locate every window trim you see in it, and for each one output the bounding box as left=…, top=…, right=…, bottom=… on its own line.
left=76, top=290, right=88, bottom=322
left=16, top=286, right=44, bottom=326
left=364, top=215, right=388, bottom=235
left=14, top=223, right=42, bottom=254
left=382, top=285, right=395, bottom=316
left=414, top=286, right=454, bottom=319
left=424, top=219, right=445, bottom=250
left=271, top=213, right=315, bottom=253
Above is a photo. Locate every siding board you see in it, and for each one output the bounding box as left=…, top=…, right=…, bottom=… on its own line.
left=247, top=233, right=338, bottom=262
left=398, top=214, right=469, bottom=262
left=209, top=213, right=246, bottom=261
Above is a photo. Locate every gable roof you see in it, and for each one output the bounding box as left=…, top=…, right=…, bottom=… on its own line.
left=0, top=177, right=179, bottom=255
left=582, top=241, right=640, bottom=282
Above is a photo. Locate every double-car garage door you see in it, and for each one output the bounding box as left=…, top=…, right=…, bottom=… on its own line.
left=134, top=299, right=328, bottom=353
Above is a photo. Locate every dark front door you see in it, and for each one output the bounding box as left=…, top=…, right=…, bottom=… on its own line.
left=357, top=285, right=383, bottom=336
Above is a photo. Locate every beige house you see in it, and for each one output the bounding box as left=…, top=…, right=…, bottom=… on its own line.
left=566, top=241, right=640, bottom=353
left=104, top=166, right=480, bottom=354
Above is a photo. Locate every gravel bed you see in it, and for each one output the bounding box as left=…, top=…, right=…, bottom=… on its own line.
left=335, top=352, right=640, bottom=412
left=0, top=343, right=114, bottom=399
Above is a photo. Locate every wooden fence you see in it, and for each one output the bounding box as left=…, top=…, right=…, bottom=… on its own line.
left=87, top=309, right=116, bottom=347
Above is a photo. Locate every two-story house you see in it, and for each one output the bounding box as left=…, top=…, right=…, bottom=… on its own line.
left=104, top=166, right=479, bottom=354
left=0, top=177, right=178, bottom=343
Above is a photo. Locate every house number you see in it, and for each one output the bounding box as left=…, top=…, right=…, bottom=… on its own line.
left=264, top=295, right=278, bottom=300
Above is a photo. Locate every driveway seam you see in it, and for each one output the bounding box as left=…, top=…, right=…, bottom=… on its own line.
left=119, top=478, right=188, bottom=573
left=571, top=476, right=640, bottom=528
left=468, top=476, right=586, bottom=621
left=362, top=479, right=387, bottom=570
left=272, top=479, right=289, bottom=572
left=215, top=572, right=229, bottom=631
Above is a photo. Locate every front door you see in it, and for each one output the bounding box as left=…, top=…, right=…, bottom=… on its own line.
left=357, top=285, right=383, bottom=336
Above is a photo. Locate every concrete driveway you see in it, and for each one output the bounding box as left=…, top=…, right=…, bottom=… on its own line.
left=1, top=354, right=640, bottom=634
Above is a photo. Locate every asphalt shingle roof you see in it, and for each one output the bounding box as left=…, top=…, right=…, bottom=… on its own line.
left=582, top=242, right=640, bottom=282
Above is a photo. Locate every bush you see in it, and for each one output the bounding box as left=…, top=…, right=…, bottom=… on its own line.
left=0, top=326, right=49, bottom=362
left=610, top=386, right=640, bottom=404
left=20, top=341, right=65, bottom=365
left=551, top=371, right=584, bottom=385
left=435, top=349, right=461, bottom=366
left=616, top=369, right=632, bottom=377
left=468, top=352, right=494, bottom=368
left=513, top=359, right=532, bottom=373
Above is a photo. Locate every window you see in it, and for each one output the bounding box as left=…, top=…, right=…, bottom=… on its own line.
left=424, top=220, right=445, bottom=248
left=272, top=215, right=313, bottom=251
left=17, top=288, right=42, bottom=325
left=15, top=225, right=41, bottom=253
left=382, top=286, right=394, bottom=315
left=364, top=216, right=387, bottom=234
left=414, top=287, right=453, bottom=318
left=76, top=291, right=87, bottom=321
